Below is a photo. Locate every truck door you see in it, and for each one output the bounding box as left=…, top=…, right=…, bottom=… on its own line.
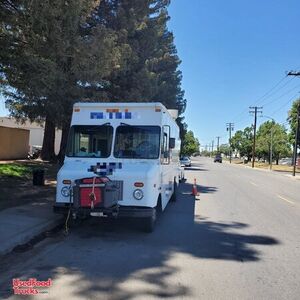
left=161, top=125, right=172, bottom=208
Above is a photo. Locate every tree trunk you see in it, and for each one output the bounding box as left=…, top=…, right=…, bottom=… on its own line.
left=41, top=114, right=56, bottom=161
left=58, top=119, right=71, bottom=165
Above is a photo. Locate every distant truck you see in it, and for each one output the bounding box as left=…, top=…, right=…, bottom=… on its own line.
left=54, top=102, right=184, bottom=232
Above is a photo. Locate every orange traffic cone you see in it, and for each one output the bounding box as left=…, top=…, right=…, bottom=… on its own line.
left=191, top=178, right=199, bottom=196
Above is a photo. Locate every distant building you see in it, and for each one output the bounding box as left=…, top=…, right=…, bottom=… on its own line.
left=0, top=117, right=62, bottom=154
left=0, top=126, right=29, bottom=159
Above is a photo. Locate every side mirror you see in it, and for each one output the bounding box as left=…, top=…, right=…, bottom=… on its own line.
left=164, top=150, right=169, bottom=158
left=169, top=138, right=176, bottom=149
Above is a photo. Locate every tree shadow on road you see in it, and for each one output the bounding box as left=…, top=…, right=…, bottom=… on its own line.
left=0, top=183, right=280, bottom=299
left=184, top=166, right=208, bottom=171
left=181, top=182, right=218, bottom=194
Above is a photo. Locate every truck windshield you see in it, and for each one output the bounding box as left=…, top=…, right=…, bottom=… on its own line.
left=114, top=126, right=160, bottom=159
left=66, top=125, right=113, bottom=158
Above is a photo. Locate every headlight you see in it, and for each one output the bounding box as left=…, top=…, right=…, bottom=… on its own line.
left=133, top=189, right=143, bottom=200
left=61, top=186, right=71, bottom=197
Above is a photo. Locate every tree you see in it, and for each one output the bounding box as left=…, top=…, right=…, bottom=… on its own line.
left=230, top=127, right=253, bottom=161
left=181, top=130, right=199, bottom=156
left=94, top=0, right=186, bottom=112
left=0, top=0, right=122, bottom=160
left=219, top=144, right=230, bottom=156
left=288, top=99, right=300, bottom=145
left=201, top=150, right=210, bottom=157
left=1, top=0, right=186, bottom=161
left=256, top=121, right=291, bottom=164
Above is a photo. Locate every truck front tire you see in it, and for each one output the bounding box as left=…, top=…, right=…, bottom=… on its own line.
left=142, top=207, right=157, bottom=233
left=170, top=181, right=177, bottom=202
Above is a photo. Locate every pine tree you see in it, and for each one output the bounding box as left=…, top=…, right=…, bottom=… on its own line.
left=94, top=0, right=186, bottom=113
left=1, top=0, right=187, bottom=160
left=0, top=0, right=124, bottom=160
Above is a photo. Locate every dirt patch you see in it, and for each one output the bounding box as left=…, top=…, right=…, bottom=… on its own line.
left=0, top=160, right=59, bottom=211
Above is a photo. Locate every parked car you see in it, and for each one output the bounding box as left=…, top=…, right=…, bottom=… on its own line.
left=279, top=157, right=293, bottom=165
left=180, top=156, right=191, bottom=167
left=214, top=153, right=222, bottom=163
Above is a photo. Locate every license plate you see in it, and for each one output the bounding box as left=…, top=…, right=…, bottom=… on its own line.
left=90, top=212, right=107, bottom=217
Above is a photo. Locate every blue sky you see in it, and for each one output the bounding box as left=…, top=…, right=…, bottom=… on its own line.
left=1, top=0, right=300, bottom=148
left=168, top=0, right=300, bottom=148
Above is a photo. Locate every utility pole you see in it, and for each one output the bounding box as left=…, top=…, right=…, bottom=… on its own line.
left=287, top=71, right=300, bottom=76
left=212, top=140, right=214, bottom=154
left=216, top=136, right=221, bottom=152
left=270, top=127, right=273, bottom=170
left=226, top=123, right=234, bottom=163
left=287, top=71, right=300, bottom=176
left=292, top=104, right=300, bottom=176
left=249, top=106, right=263, bottom=168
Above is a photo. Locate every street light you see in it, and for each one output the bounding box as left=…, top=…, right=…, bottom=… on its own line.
left=261, top=116, right=275, bottom=170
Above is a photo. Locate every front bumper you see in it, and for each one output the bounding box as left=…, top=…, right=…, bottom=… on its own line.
left=53, top=203, right=154, bottom=218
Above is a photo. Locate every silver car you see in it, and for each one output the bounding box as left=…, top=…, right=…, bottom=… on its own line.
left=180, top=156, right=191, bottom=167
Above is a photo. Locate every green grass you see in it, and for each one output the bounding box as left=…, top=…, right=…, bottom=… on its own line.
left=0, top=163, right=32, bottom=178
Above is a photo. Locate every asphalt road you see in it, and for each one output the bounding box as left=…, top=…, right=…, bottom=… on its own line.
left=1, top=157, right=300, bottom=299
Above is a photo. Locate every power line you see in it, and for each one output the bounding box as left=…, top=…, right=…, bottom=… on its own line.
left=269, top=92, right=299, bottom=116
left=252, top=75, right=289, bottom=105
left=258, top=77, right=295, bottom=106
left=262, top=83, right=300, bottom=107
left=232, top=74, right=297, bottom=126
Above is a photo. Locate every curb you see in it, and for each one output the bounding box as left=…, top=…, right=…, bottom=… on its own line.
left=0, top=216, right=63, bottom=256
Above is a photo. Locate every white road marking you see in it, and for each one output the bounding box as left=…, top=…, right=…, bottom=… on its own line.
left=250, top=181, right=258, bottom=186
left=277, top=195, right=295, bottom=205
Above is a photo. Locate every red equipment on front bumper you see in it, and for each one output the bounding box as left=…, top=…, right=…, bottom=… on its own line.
left=80, top=187, right=102, bottom=207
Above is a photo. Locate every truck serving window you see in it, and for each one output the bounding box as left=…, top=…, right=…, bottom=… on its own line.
left=66, top=125, right=113, bottom=158
left=114, top=126, right=160, bottom=159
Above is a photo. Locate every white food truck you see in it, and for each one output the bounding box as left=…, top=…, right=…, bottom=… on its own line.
left=54, top=102, right=184, bottom=232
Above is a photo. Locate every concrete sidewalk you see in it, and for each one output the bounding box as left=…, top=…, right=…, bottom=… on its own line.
left=0, top=201, right=62, bottom=255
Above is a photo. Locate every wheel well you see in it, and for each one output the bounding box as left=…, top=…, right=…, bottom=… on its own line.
left=156, top=194, right=162, bottom=213
left=174, top=176, right=178, bottom=187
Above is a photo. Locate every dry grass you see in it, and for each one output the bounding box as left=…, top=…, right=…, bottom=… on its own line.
left=223, top=158, right=300, bottom=174
left=252, top=162, right=300, bottom=173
